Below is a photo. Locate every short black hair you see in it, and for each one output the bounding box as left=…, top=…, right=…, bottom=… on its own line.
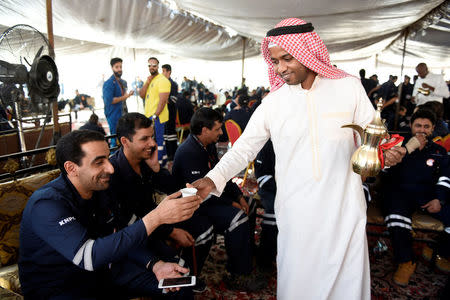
left=162, top=64, right=171, bottom=72
left=56, top=130, right=106, bottom=175
left=110, top=57, right=122, bottom=67
left=420, top=101, right=444, bottom=120
left=190, top=107, right=223, bottom=135
left=182, top=91, right=190, bottom=98
left=359, top=69, right=366, bottom=78
left=148, top=57, right=159, bottom=64
left=410, top=109, right=436, bottom=126
left=88, top=113, right=99, bottom=124
left=116, top=112, right=153, bottom=142
left=236, top=88, right=247, bottom=97
left=238, top=94, right=249, bottom=107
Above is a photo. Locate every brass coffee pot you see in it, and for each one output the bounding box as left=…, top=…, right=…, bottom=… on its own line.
left=341, top=99, right=403, bottom=177
left=417, top=87, right=430, bottom=96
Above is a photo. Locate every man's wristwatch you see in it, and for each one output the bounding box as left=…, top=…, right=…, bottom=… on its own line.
left=151, top=114, right=157, bottom=120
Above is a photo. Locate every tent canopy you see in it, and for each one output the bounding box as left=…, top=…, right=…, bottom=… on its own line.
left=0, top=0, right=448, bottom=67
left=0, top=0, right=448, bottom=94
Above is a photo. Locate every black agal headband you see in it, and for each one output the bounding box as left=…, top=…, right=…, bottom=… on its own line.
left=266, top=23, right=314, bottom=37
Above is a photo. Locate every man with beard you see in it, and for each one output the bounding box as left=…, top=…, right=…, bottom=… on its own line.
left=192, top=18, right=405, bottom=299
left=103, top=57, right=134, bottom=147
left=19, top=130, right=201, bottom=299
left=140, top=57, right=171, bottom=166
left=382, top=109, right=450, bottom=286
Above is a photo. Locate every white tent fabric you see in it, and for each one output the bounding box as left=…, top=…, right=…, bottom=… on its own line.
left=0, top=0, right=448, bottom=95
left=0, top=0, right=259, bottom=60
left=175, top=0, right=450, bottom=66
left=0, top=0, right=448, bottom=66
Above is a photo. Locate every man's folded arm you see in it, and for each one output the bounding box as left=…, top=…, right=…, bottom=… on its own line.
left=32, top=198, right=149, bottom=271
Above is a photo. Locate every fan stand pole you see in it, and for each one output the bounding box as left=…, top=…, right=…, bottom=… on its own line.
left=13, top=89, right=28, bottom=168
left=46, top=0, right=61, bottom=143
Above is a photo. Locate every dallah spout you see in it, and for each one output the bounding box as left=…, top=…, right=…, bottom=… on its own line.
left=341, top=124, right=363, bottom=139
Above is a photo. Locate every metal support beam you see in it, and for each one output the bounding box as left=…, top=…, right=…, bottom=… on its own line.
left=241, top=36, right=246, bottom=88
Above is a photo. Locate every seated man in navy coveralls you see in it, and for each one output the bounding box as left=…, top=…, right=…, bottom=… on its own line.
left=254, top=139, right=278, bottom=271
left=382, top=109, right=450, bottom=286
left=172, top=107, right=264, bottom=292
left=105, top=113, right=198, bottom=292
left=19, top=130, right=200, bottom=299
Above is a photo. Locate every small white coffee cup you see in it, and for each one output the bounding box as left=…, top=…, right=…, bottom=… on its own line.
left=180, top=187, right=197, bottom=198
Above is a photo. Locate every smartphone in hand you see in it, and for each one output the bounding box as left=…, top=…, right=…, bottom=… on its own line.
left=158, top=276, right=196, bottom=289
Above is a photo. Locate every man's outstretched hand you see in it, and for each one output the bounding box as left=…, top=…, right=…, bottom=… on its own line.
left=384, top=146, right=406, bottom=167
left=192, top=177, right=216, bottom=200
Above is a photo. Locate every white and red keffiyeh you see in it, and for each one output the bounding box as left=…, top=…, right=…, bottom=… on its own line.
left=261, top=18, right=350, bottom=92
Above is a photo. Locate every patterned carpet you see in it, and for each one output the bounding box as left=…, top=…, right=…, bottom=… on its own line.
left=193, top=222, right=448, bottom=300
left=194, top=215, right=277, bottom=300
left=368, top=235, right=448, bottom=300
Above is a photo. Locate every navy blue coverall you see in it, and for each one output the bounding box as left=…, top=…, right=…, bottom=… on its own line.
left=381, top=136, right=450, bottom=263
left=172, top=134, right=256, bottom=275
left=105, top=148, right=192, bottom=298
left=19, top=172, right=191, bottom=299
left=255, top=139, right=278, bottom=267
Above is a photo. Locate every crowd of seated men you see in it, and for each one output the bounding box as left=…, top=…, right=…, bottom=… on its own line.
left=17, top=60, right=450, bottom=298
left=18, top=109, right=273, bottom=299
left=360, top=63, right=450, bottom=287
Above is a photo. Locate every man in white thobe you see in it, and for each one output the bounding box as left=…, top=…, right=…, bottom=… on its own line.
left=193, top=18, right=405, bottom=299
left=413, top=62, right=449, bottom=106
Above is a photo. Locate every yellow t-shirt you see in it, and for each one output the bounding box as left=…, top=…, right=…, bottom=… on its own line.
left=144, top=74, right=171, bottom=123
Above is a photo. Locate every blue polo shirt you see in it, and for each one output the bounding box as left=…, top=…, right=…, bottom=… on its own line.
left=103, top=75, right=124, bottom=118
left=19, top=174, right=148, bottom=299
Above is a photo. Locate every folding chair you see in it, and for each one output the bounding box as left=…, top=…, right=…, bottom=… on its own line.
left=175, top=111, right=190, bottom=144
left=224, top=119, right=254, bottom=187
left=433, top=133, right=450, bottom=152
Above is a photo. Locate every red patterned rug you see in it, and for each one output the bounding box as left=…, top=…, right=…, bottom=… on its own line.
left=194, top=224, right=448, bottom=299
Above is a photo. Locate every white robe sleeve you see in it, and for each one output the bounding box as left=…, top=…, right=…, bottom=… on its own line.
left=207, top=101, right=271, bottom=196
left=432, top=75, right=450, bottom=99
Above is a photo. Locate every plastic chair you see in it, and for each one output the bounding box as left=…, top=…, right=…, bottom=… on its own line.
left=175, top=111, right=190, bottom=144
left=224, top=119, right=241, bottom=145
left=224, top=119, right=254, bottom=187
left=433, top=133, right=450, bottom=152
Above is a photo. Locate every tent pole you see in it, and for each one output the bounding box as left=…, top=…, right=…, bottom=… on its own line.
left=241, top=36, right=246, bottom=88
left=394, top=29, right=409, bottom=131
left=400, top=29, right=408, bottom=79
left=46, top=0, right=60, bottom=142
